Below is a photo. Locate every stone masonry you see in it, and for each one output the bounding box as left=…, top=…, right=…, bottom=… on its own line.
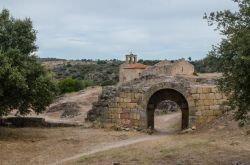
left=87, top=74, right=228, bottom=130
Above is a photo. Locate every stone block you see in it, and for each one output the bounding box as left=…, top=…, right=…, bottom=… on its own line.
left=130, top=93, right=135, bottom=99
left=192, top=94, right=200, bottom=100
left=188, top=100, right=195, bottom=107
left=215, top=93, right=222, bottom=99
left=195, top=111, right=202, bottom=116
left=204, top=106, right=210, bottom=110
left=203, top=100, right=210, bottom=106
left=124, top=98, right=131, bottom=103
left=189, top=109, right=196, bottom=116
left=220, top=99, right=228, bottom=105
left=208, top=93, right=215, bottom=100
left=211, top=87, right=218, bottom=93
left=213, top=100, right=219, bottom=104
left=119, top=103, right=127, bottom=108
left=190, top=87, right=197, bottom=94
left=198, top=106, right=206, bottom=111
left=197, top=87, right=203, bottom=93
left=213, top=110, right=223, bottom=117
left=202, top=87, right=211, bottom=93
left=132, top=113, right=137, bottom=119
left=136, top=113, right=140, bottom=120
left=200, top=94, right=207, bottom=100
left=210, top=105, right=220, bottom=110
left=135, top=93, right=141, bottom=99
left=195, top=100, right=204, bottom=106
left=120, top=92, right=126, bottom=98
left=127, top=103, right=137, bottom=108
left=125, top=93, right=131, bottom=98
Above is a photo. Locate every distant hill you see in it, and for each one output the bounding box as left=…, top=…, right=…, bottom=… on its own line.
left=40, top=57, right=220, bottom=86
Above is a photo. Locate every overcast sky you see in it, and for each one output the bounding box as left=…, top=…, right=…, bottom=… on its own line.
left=1, top=0, right=237, bottom=60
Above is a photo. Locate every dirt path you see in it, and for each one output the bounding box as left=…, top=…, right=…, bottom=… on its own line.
left=49, top=113, right=182, bottom=165
left=154, top=112, right=182, bottom=132
left=52, top=135, right=165, bottom=165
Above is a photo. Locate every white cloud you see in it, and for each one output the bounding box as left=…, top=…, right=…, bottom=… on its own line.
left=0, top=0, right=238, bottom=60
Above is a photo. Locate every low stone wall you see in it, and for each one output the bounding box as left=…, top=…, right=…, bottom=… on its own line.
left=188, top=85, right=228, bottom=126
left=0, top=117, right=77, bottom=127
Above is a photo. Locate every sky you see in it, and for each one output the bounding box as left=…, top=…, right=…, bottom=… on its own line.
left=0, top=0, right=238, bottom=60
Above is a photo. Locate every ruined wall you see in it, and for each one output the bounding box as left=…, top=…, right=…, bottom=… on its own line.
left=142, top=60, right=194, bottom=77
left=119, top=63, right=146, bottom=84
left=120, top=68, right=145, bottom=84
left=169, top=60, right=194, bottom=76
left=87, top=79, right=228, bottom=130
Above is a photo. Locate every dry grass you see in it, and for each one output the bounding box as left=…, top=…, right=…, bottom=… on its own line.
left=0, top=127, right=141, bottom=165
left=1, top=113, right=250, bottom=165
left=71, top=116, right=250, bottom=165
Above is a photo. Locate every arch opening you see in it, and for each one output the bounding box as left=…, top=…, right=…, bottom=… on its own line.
left=154, top=100, right=182, bottom=132
left=146, top=88, right=189, bottom=131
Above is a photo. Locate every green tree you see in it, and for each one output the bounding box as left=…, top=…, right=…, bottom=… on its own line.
left=0, top=9, right=57, bottom=116
left=205, top=0, right=250, bottom=125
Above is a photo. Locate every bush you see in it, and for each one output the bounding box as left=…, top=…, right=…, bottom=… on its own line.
left=58, top=78, right=84, bottom=94
left=101, top=80, right=115, bottom=86
left=82, top=80, right=95, bottom=88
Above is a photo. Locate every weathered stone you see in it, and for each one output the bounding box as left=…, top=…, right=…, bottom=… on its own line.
left=215, top=93, right=222, bottom=99
left=211, top=87, right=218, bottom=93
left=199, top=94, right=207, bottom=100
left=202, top=86, right=211, bottom=93
left=124, top=98, right=131, bottom=102
left=86, top=58, right=228, bottom=131
left=195, top=100, right=204, bottom=106
left=192, top=94, right=200, bottom=100
left=197, top=87, right=203, bottom=93
left=210, top=105, right=220, bottom=110
left=190, top=87, right=197, bottom=94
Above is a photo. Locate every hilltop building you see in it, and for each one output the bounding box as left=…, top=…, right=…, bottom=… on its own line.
left=119, top=53, right=195, bottom=85
left=119, top=53, right=148, bottom=84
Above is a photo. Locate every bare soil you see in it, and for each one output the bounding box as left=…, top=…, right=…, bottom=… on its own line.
left=7, top=86, right=102, bottom=125
left=154, top=112, right=182, bottom=133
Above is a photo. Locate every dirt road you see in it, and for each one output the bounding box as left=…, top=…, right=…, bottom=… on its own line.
left=50, top=113, right=182, bottom=165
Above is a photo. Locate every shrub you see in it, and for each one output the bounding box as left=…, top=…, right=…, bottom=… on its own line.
left=101, top=80, right=115, bottom=86
left=82, top=80, right=95, bottom=88
left=58, top=78, right=84, bottom=94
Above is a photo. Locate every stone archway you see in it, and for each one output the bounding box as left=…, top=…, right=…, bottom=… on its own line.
left=146, top=88, right=189, bottom=130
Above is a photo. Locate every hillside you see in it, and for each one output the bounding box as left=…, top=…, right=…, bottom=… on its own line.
left=41, top=58, right=221, bottom=87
